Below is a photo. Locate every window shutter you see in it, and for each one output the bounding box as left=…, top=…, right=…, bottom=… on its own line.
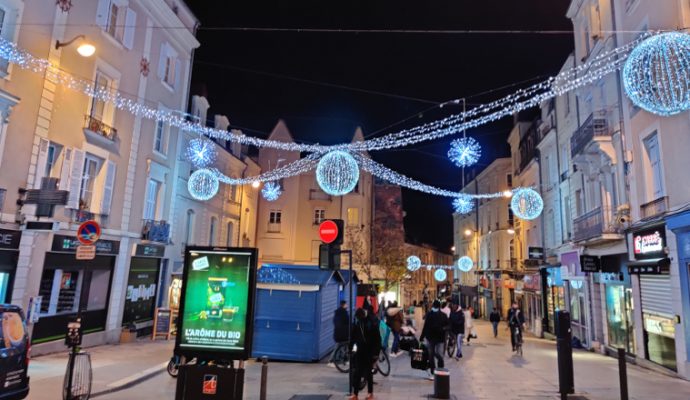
left=59, top=148, right=72, bottom=191
left=174, top=58, right=182, bottom=89
left=123, top=8, right=136, bottom=50
left=100, top=160, right=116, bottom=215
left=157, top=43, right=168, bottom=79
left=645, top=133, right=664, bottom=199
left=96, top=0, right=110, bottom=29
left=34, top=138, right=50, bottom=189
left=67, top=149, right=85, bottom=209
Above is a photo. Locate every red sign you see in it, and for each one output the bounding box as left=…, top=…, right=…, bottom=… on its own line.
left=202, top=374, right=217, bottom=394
left=319, top=220, right=339, bottom=244
left=634, top=231, right=663, bottom=255
left=77, top=220, right=101, bottom=245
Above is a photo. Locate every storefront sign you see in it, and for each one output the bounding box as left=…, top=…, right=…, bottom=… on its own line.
left=628, top=264, right=661, bottom=275
left=52, top=235, right=119, bottom=255
left=176, top=247, right=257, bottom=360
left=523, top=274, right=541, bottom=291
left=580, top=255, right=601, bottom=272
left=153, top=308, right=172, bottom=340
left=561, top=251, right=583, bottom=277
left=503, top=279, right=516, bottom=289
left=633, top=227, right=666, bottom=259
left=135, top=244, right=165, bottom=258
left=0, top=229, right=21, bottom=250
left=528, top=247, right=544, bottom=260
left=76, top=245, right=96, bottom=260
left=643, top=313, right=676, bottom=339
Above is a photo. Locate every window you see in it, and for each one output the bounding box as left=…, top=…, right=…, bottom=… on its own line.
left=226, top=222, right=234, bottom=247
left=313, top=209, right=326, bottom=225
left=80, top=155, right=101, bottom=209
left=143, top=179, right=160, bottom=220
left=209, top=217, right=217, bottom=246
left=347, top=207, right=359, bottom=227
left=575, top=189, right=583, bottom=217
left=185, top=210, right=194, bottom=245
left=158, top=42, right=180, bottom=89
left=106, top=2, right=124, bottom=42
left=153, top=119, right=168, bottom=155
left=643, top=131, right=665, bottom=200
left=96, top=0, right=136, bottom=49
left=268, top=211, right=281, bottom=232
left=564, top=196, right=572, bottom=239
left=508, top=205, right=514, bottom=226
left=89, top=71, right=114, bottom=124
left=507, top=174, right=513, bottom=188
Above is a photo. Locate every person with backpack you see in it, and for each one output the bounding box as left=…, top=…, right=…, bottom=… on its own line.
left=489, top=307, right=501, bottom=338
left=386, top=301, right=404, bottom=357
left=328, top=301, right=349, bottom=367
left=349, top=308, right=381, bottom=400
left=449, top=303, right=465, bottom=360
left=419, top=300, right=448, bottom=380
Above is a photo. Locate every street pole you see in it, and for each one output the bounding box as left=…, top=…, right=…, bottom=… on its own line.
left=341, top=249, right=353, bottom=396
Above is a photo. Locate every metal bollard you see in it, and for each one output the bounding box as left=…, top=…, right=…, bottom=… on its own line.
left=260, top=356, right=269, bottom=400
left=433, top=368, right=450, bottom=399
left=618, top=348, right=629, bottom=400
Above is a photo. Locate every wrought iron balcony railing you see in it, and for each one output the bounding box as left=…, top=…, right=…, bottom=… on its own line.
left=570, top=111, right=610, bottom=158
left=572, top=206, right=618, bottom=242
left=84, top=114, right=118, bottom=141
left=640, top=196, right=669, bottom=219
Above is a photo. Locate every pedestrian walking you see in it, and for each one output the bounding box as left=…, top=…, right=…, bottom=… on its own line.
left=420, top=300, right=448, bottom=380
left=440, top=302, right=451, bottom=318
left=489, top=307, right=501, bottom=338
left=349, top=308, right=381, bottom=400
left=449, top=303, right=465, bottom=360
left=464, top=306, right=475, bottom=345
left=386, top=301, right=404, bottom=357
left=328, top=301, right=349, bottom=367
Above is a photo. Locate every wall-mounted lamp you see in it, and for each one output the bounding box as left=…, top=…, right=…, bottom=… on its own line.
left=55, top=35, right=95, bottom=57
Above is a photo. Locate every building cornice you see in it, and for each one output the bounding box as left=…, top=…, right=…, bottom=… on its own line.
left=136, top=0, right=200, bottom=51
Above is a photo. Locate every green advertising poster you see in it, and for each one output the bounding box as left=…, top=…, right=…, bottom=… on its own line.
left=177, top=248, right=257, bottom=359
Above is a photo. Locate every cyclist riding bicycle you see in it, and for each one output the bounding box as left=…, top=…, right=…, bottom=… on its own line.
left=507, top=302, right=525, bottom=352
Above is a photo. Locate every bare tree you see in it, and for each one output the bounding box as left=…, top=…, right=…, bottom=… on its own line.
left=372, top=224, right=407, bottom=291
left=343, top=225, right=374, bottom=280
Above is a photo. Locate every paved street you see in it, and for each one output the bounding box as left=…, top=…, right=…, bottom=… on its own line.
left=26, top=320, right=690, bottom=400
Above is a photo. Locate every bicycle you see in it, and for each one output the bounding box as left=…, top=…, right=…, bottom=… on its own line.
left=333, top=344, right=390, bottom=377
left=445, top=331, right=457, bottom=358
left=512, top=326, right=523, bottom=356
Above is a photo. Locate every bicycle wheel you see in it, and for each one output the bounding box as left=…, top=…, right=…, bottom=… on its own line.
left=517, top=343, right=523, bottom=356
left=167, top=358, right=179, bottom=378
left=334, top=345, right=350, bottom=373
left=446, top=337, right=456, bottom=358
left=376, top=350, right=390, bottom=377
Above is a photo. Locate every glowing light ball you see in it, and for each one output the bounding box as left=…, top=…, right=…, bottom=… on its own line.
left=261, top=181, right=282, bottom=201
left=510, top=188, right=544, bottom=220
left=448, top=137, right=481, bottom=168
left=316, top=150, right=360, bottom=196
left=407, top=255, right=421, bottom=272
left=452, top=194, right=474, bottom=214
left=434, top=269, right=447, bottom=282
left=623, top=32, right=690, bottom=116
left=186, top=138, right=217, bottom=168
left=457, top=256, right=474, bottom=272
left=188, top=169, right=219, bottom=201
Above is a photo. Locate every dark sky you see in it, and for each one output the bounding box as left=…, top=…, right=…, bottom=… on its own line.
left=185, top=0, right=574, bottom=251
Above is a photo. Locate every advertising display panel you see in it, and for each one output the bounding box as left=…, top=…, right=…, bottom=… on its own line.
left=175, top=247, right=257, bottom=360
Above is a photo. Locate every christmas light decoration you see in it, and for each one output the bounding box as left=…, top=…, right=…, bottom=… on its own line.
left=452, top=194, right=475, bottom=214
left=448, top=137, right=481, bottom=167
left=407, top=256, right=422, bottom=272
left=188, top=169, right=220, bottom=201
left=186, top=138, right=217, bottom=168
left=261, top=181, right=282, bottom=201
left=316, top=150, right=360, bottom=196
left=434, top=269, right=447, bottom=282
left=457, top=256, right=474, bottom=272
left=623, top=32, right=690, bottom=116
left=510, top=188, right=544, bottom=220
left=258, top=266, right=301, bottom=284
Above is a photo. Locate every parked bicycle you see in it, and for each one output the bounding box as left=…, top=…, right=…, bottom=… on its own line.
left=332, top=343, right=390, bottom=377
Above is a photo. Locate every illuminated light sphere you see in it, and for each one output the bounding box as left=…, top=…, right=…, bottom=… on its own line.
left=316, top=150, right=360, bottom=196
left=457, top=256, right=474, bottom=272
left=261, top=181, right=282, bottom=201
left=448, top=137, right=481, bottom=168
left=434, top=269, right=447, bottom=282
left=186, top=138, right=217, bottom=168
left=452, top=194, right=474, bottom=214
left=188, top=169, right=219, bottom=201
left=623, top=32, right=690, bottom=116
left=510, top=188, right=544, bottom=220
left=407, top=255, right=421, bottom=272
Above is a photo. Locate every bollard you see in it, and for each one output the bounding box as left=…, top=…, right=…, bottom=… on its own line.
left=555, top=311, right=574, bottom=399
left=260, top=356, right=269, bottom=400
left=433, top=368, right=450, bottom=399
left=618, top=348, right=629, bottom=400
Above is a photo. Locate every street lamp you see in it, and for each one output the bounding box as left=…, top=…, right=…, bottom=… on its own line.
left=55, top=35, right=95, bottom=57
left=251, top=181, right=260, bottom=188
left=464, top=229, right=472, bottom=237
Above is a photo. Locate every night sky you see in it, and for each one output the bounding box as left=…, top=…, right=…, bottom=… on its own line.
left=185, top=0, right=574, bottom=251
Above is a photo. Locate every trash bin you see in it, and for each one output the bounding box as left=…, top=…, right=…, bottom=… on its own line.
left=433, top=368, right=450, bottom=399
left=175, top=363, right=244, bottom=400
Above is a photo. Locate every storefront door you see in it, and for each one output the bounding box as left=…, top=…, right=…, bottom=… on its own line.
left=640, top=274, right=676, bottom=371
left=568, top=280, right=588, bottom=346
left=605, top=284, right=635, bottom=354
left=122, top=257, right=161, bottom=330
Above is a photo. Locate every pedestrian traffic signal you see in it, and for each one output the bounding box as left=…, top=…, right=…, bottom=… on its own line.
left=319, top=244, right=341, bottom=270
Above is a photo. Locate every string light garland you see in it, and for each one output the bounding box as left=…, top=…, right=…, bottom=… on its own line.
left=510, top=188, right=544, bottom=220
left=448, top=137, right=481, bottom=167
left=434, top=269, right=447, bottom=282
left=188, top=169, right=220, bottom=201
left=407, top=256, right=422, bottom=272
left=457, top=256, right=474, bottom=272
left=261, top=181, right=283, bottom=201
left=258, top=266, right=301, bottom=284
left=452, top=194, right=475, bottom=214
left=186, top=138, right=218, bottom=168
left=316, top=150, right=360, bottom=196
left=623, top=31, right=690, bottom=116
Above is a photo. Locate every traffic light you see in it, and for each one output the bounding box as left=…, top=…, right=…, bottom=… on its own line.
left=319, top=244, right=341, bottom=270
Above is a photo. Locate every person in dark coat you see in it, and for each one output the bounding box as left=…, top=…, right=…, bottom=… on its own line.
left=349, top=308, right=381, bottom=400
left=507, top=302, right=526, bottom=351
left=489, top=307, right=501, bottom=338
left=449, top=303, right=465, bottom=359
left=420, top=300, right=448, bottom=379
left=328, top=301, right=349, bottom=367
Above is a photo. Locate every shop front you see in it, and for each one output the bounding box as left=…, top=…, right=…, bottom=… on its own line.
left=522, top=273, right=542, bottom=336
left=122, top=243, right=166, bottom=336
left=542, top=265, right=565, bottom=335
left=667, top=210, right=690, bottom=379
left=0, top=228, right=21, bottom=302
left=32, top=235, right=119, bottom=344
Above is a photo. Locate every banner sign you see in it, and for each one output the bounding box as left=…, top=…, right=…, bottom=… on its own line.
left=633, top=227, right=666, bottom=260
left=175, top=247, right=257, bottom=360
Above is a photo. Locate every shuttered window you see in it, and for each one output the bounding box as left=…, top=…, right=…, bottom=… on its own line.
left=640, top=275, right=673, bottom=318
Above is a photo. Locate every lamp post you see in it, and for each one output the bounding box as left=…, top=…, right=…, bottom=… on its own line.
left=55, top=35, right=96, bottom=57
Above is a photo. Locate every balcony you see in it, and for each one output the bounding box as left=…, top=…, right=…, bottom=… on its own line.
left=572, top=206, right=622, bottom=243
left=70, top=209, right=108, bottom=226
left=640, top=196, right=669, bottom=219
left=142, top=220, right=171, bottom=244
left=570, top=111, right=611, bottom=158
left=309, top=189, right=331, bottom=201
left=84, top=115, right=119, bottom=151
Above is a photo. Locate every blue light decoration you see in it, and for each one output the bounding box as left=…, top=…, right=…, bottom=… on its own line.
left=258, top=266, right=301, bottom=285
left=510, top=188, right=544, bottom=220
left=623, top=32, right=690, bottom=116
left=457, top=256, right=474, bottom=272
left=316, top=150, right=360, bottom=196
left=407, top=255, right=421, bottom=272
left=448, top=137, right=481, bottom=168
left=452, top=194, right=474, bottom=214
left=186, top=138, right=217, bottom=168
left=188, top=169, right=219, bottom=201
left=261, top=181, right=282, bottom=201
left=434, top=269, right=447, bottom=282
